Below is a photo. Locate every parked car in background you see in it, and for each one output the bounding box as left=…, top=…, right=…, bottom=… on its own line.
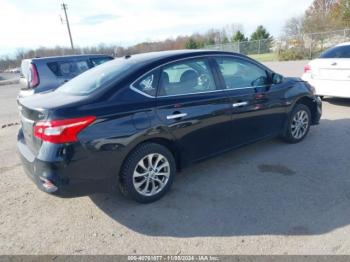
left=17, top=50, right=321, bottom=203
left=302, top=42, right=350, bottom=98
left=4, top=67, right=20, bottom=73
left=19, top=54, right=113, bottom=97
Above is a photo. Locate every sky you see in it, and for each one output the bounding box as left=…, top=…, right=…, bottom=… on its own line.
left=0, top=0, right=313, bottom=57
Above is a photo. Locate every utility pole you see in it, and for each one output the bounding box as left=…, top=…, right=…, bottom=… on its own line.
left=61, top=2, right=74, bottom=50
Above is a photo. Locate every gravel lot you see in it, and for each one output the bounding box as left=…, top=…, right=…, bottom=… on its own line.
left=1, top=64, right=350, bottom=255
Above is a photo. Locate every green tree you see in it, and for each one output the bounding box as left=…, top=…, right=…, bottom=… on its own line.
left=249, top=25, right=273, bottom=54
left=231, top=30, right=248, bottom=42
left=250, top=25, right=272, bottom=41
left=185, top=38, right=200, bottom=49
left=222, top=36, right=230, bottom=44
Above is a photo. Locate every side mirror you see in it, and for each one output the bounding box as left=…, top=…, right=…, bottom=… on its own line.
left=272, top=73, right=284, bottom=84
left=251, top=76, right=269, bottom=87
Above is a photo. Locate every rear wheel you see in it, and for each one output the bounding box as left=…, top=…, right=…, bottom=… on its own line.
left=119, top=143, right=176, bottom=203
left=281, top=104, right=311, bottom=143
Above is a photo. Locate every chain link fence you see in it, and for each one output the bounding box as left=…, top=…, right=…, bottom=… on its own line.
left=205, top=28, right=350, bottom=61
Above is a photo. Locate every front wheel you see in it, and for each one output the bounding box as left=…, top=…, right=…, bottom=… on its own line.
left=119, top=143, right=176, bottom=203
left=281, top=104, right=311, bottom=144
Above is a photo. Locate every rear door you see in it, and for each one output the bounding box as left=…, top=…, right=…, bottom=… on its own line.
left=213, top=56, right=285, bottom=146
left=154, top=57, right=232, bottom=161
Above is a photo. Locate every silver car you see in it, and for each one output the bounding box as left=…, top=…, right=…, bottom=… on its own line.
left=19, top=54, right=113, bottom=97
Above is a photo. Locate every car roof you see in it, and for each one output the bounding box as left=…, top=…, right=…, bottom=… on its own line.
left=117, top=49, right=248, bottom=67
left=335, top=42, right=350, bottom=47
left=23, top=54, right=113, bottom=63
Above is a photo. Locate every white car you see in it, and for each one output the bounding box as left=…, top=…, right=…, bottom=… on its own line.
left=302, top=42, right=350, bottom=98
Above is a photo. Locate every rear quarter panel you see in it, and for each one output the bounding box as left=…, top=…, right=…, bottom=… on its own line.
left=50, top=87, right=176, bottom=181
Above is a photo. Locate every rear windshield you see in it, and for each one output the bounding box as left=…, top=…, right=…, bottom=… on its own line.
left=56, top=58, right=133, bottom=95
left=320, top=45, right=350, bottom=58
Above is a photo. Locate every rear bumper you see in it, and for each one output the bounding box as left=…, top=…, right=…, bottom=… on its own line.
left=18, top=89, right=35, bottom=98
left=17, top=130, right=115, bottom=197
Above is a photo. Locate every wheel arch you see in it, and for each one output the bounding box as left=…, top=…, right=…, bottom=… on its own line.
left=294, top=96, right=319, bottom=124
left=120, top=136, right=183, bottom=179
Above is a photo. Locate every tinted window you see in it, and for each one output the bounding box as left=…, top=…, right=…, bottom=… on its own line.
left=320, top=45, right=350, bottom=58
left=133, top=72, right=158, bottom=97
left=47, top=62, right=60, bottom=76
left=90, top=57, right=113, bottom=66
left=215, top=57, right=269, bottom=89
left=47, top=60, right=90, bottom=77
left=56, top=58, right=132, bottom=95
left=159, top=58, right=216, bottom=96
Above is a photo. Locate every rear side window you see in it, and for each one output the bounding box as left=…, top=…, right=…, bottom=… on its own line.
left=90, top=57, right=113, bottom=66
left=215, top=57, right=269, bottom=89
left=47, top=60, right=90, bottom=77
left=132, top=72, right=158, bottom=97
left=320, top=45, right=350, bottom=58
left=47, top=62, right=60, bottom=76
left=159, top=58, right=216, bottom=96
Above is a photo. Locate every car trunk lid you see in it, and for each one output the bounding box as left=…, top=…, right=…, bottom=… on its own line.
left=311, top=58, right=350, bottom=81
left=18, top=90, right=89, bottom=155
left=18, top=102, right=49, bottom=155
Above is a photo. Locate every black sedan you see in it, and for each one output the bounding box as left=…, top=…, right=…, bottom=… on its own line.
left=17, top=50, right=322, bottom=203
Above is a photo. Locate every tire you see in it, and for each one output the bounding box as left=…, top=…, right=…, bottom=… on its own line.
left=119, top=143, right=176, bottom=203
left=281, top=104, right=311, bottom=144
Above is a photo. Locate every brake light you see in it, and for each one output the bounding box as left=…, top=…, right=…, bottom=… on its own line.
left=304, top=64, right=312, bottom=73
left=34, top=116, right=96, bottom=144
left=29, top=63, right=39, bottom=88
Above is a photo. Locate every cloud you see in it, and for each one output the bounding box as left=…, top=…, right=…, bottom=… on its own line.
left=0, top=0, right=313, bottom=56
left=78, top=14, right=119, bottom=25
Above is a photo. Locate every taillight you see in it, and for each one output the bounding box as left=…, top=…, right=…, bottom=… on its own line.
left=304, top=64, right=312, bottom=73
left=29, top=63, right=39, bottom=88
left=34, top=116, right=96, bottom=144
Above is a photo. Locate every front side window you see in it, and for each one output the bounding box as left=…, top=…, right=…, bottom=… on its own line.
left=158, top=58, right=216, bottom=96
left=215, top=57, right=269, bottom=90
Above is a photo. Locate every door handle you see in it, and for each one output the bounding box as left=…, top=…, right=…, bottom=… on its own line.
left=166, top=113, right=187, bottom=120
left=232, top=101, right=248, bottom=108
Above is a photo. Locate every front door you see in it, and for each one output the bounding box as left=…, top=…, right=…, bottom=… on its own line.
left=213, top=56, right=286, bottom=146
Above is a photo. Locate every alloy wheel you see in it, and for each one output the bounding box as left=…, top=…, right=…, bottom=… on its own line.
left=291, top=110, right=309, bottom=139
left=132, top=153, right=170, bottom=196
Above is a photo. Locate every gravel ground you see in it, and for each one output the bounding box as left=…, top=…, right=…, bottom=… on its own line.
left=1, top=63, right=350, bottom=255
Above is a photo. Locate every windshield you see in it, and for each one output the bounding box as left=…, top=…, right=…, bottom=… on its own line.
left=56, top=57, right=133, bottom=95
left=320, top=45, right=350, bottom=58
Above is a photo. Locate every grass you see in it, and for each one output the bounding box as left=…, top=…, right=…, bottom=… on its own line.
left=248, top=53, right=278, bottom=62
